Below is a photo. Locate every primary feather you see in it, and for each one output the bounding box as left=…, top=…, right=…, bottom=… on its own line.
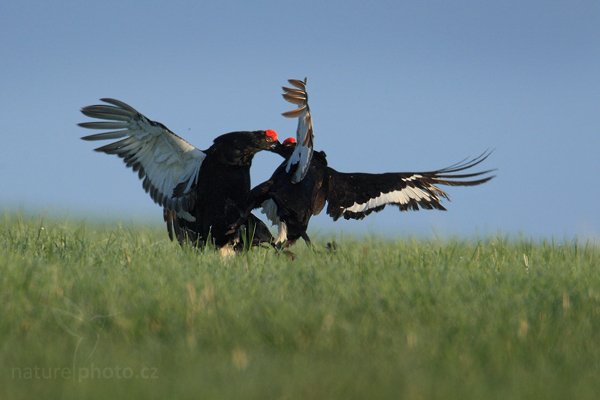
left=80, top=98, right=205, bottom=218
left=282, top=78, right=314, bottom=184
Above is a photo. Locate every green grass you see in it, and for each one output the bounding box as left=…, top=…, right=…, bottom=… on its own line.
left=1, top=213, right=599, bottom=399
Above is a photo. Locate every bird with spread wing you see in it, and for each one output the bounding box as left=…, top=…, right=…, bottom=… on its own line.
left=236, top=78, right=495, bottom=248
left=79, top=98, right=278, bottom=253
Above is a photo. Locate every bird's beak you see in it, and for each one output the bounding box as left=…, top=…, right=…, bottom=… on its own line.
left=269, top=140, right=282, bottom=151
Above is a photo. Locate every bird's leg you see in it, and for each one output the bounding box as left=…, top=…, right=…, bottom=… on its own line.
left=225, top=184, right=271, bottom=236
left=269, top=241, right=296, bottom=260
left=302, top=233, right=324, bottom=254
left=225, top=208, right=251, bottom=236
left=325, top=241, right=338, bottom=252
left=163, top=209, right=175, bottom=241
left=301, top=232, right=312, bottom=247
left=300, top=232, right=315, bottom=250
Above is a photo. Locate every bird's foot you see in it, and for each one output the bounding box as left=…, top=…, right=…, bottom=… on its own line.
left=225, top=217, right=245, bottom=236
left=326, top=241, right=338, bottom=252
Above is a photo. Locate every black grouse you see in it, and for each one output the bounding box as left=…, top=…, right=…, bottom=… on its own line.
left=79, top=98, right=277, bottom=253
left=237, top=78, right=495, bottom=247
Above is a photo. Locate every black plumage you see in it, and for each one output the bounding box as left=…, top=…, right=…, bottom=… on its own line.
left=79, top=98, right=277, bottom=250
left=238, top=79, right=495, bottom=247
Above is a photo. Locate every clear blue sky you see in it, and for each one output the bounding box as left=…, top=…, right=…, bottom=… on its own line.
left=1, top=0, right=599, bottom=239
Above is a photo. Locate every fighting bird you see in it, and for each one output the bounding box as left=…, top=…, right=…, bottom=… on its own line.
left=237, top=78, right=495, bottom=247
left=79, top=98, right=277, bottom=252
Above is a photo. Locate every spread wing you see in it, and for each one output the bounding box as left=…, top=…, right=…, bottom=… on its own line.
left=79, top=98, right=205, bottom=216
left=326, top=151, right=495, bottom=220
left=281, top=78, right=314, bottom=184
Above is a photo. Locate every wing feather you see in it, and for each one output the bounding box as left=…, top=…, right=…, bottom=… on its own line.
left=80, top=130, right=129, bottom=141
left=79, top=98, right=205, bottom=216
left=79, top=121, right=129, bottom=130
left=326, top=151, right=495, bottom=220
left=282, top=78, right=314, bottom=183
left=281, top=106, right=307, bottom=118
left=282, top=92, right=307, bottom=105
left=287, top=79, right=306, bottom=90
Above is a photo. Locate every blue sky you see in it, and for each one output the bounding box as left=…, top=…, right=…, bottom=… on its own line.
left=1, top=0, right=599, bottom=239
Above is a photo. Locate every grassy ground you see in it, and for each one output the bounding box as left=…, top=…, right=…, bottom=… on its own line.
left=1, top=214, right=599, bottom=399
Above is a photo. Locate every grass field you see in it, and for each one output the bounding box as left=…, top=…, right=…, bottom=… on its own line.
left=1, top=213, right=599, bottom=399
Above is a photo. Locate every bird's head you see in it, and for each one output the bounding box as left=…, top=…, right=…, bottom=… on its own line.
left=270, top=136, right=297, bottom=158
left=282, top=137, right=297, bottom=147
left=251, top=129, right=279, bottom=150
left=264, top=129, right=279, bottom=148
left=211, top=129, right=279, bottom=165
